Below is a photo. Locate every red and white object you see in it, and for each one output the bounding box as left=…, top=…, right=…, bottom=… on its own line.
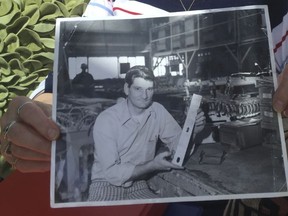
left=113, top=0, right=168, bottom=16
left=82, top=0, right=114, bottom=17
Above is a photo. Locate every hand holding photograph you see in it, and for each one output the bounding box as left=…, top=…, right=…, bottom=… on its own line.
left=51, top=5, right=288, bottom=207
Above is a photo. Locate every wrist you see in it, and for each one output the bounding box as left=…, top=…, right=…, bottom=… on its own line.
left=148, top=159, right=162, bottom=172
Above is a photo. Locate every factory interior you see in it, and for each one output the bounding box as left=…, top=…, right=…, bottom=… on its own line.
left=54, top=8, right=287, bottom=203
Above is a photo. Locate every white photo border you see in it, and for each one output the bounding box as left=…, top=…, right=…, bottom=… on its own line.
left=51, top=5, right=288, bottom=208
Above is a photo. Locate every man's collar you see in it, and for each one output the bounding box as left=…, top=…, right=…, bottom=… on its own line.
left=119, top=99, right=154, bottom=125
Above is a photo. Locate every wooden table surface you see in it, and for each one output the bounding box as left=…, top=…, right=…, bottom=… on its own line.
left=149, top=143, right=287, bottom=198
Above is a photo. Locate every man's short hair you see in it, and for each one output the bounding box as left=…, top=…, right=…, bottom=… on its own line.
left=125, top=65, right=155, bottom=87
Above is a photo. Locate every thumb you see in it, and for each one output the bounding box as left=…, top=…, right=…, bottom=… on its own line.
left=158, top=151, right=171, bottom=159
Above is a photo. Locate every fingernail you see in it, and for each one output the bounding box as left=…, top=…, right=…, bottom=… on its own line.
left=48, top=128, right=59, bottom=140
left=284, top=110, right=288, bottom=117
left=274, top=100, right=285, bottom=113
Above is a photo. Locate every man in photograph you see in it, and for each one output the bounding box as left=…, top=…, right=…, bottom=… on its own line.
left=88, top=65, right=205, bottom=201
left=72, top=63, right=95, bottom=97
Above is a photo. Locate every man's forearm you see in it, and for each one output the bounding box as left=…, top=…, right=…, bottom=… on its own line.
left=126, top=151, right=183, bottom=183
left=127, top=160, right=155, bottom=182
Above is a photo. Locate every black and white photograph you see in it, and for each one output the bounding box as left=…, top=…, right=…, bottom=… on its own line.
left=51, top=6, right=288, bottom=207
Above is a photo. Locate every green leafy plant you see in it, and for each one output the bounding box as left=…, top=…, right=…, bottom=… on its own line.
left=0, top=0, right=89, bottom=116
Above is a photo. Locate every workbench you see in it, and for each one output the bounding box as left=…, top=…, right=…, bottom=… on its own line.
left=149, top=143, right=286, bottom=198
